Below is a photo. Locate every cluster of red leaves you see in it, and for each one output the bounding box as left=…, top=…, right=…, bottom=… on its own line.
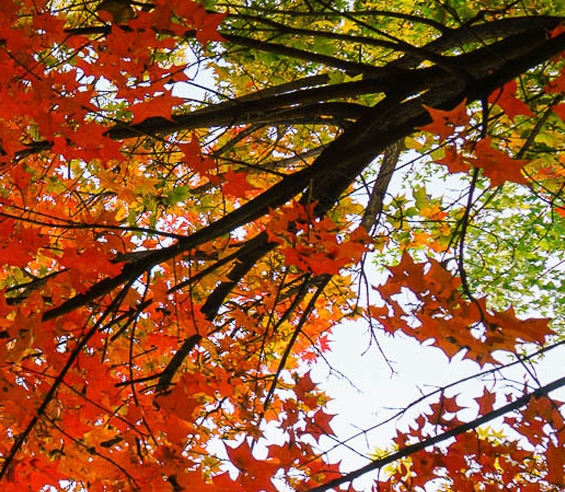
left=420, top=93, right=532, bottom=187
left=266, top=201, right=372, bottom=275
left=379, top=390, right=565, bottom=492
left=0, top=0, right=225, bottom=161
left=0, top=2, right=311, bottom=491
left=0, top=56, right=354, bottom=492
left=370, top=253, right=551, bottom=365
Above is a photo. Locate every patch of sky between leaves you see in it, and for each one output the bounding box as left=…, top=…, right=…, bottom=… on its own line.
left=311, top=151, right=479, bottom=471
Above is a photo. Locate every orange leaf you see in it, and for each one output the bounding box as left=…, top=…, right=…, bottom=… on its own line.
left=488, top=79, right=533, bottom=120
left=546, top=441, right=565, bottom=484
left=436, top=145, right=470, bottom=174
left=486, top=306, right=551, bottom=346
left=419, top=99, right=469, bottom=142
left=475, top=388, right=496, bottom=415
left=225, top=441, right=279, bottom=492
left=472, top=137, right=530, bottom=186
left=221, top=169, right=258, bottom=197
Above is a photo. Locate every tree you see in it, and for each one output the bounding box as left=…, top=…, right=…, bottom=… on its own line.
left=0, top=0, right=564, bottom=490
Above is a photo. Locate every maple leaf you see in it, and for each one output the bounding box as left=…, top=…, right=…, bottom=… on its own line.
left=475, top=388, right=496, bottom=415
left=295, top=371, right=319, bottom=409
left=419, top=98, right=469, bottom=142
left=472, top=137, right=530, bottom=186
left=485, top=307, right=551, bottom=346
left=436, top=145, right=470, bottom=174
left=425, top=257, right=461, bottom=300
left=386, top=251, right=428, bottom=294
left=130, top=93, right=184, bottom=123
left=343, top=226, right=373, bottom=261
left=195, top=12, right=227, bottom=45
left=175, top=1, right=227, bottom=45
left=225, top=441, right=279, bottom=492
left=178, top=136, right=217, bottom=176
left=309, top=409, right=336, bottom=442
left=268, top=442, right=302, bottom=468
left=488, top=79, right=533, bottom=120
left=221, top=169, right=258, bottom=197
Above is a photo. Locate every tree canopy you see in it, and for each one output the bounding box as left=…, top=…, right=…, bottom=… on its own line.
left=1, top=0, right=565, bottom=490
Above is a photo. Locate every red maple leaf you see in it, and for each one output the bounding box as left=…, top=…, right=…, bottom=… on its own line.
left=472, top=137, right=530, bottom=186
left=436, top=145, right=470, bottom=174
left=178, top=136, right=217, bottom=175
left=475, top=388, right=496, bottom=415
left=295, top=371, right=318, bottom=408
left=309, top=409, right=336, bottom=442
left=225, top=441, right=279, bottom=492
left=419, top=99, right=469, bottom=142
left=195, top=12, right=227, bottom=45
left=221, top=169, right=258, bottom=197
left=130, top=93, right=184, bottom=123
left=488, top=79, right=533, bottom=120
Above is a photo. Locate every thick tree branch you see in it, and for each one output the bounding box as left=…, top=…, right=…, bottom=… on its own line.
left=42, top=27, right=565, bottom=323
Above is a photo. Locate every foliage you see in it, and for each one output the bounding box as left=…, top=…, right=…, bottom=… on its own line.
left=0, top=0, right=564, bottom=491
